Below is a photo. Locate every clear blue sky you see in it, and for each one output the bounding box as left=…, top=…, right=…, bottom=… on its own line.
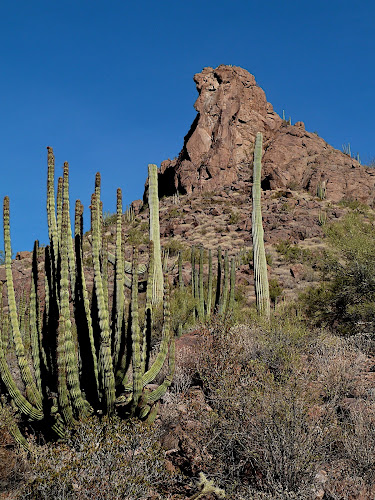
left=1, top=1, right=374, bottom=253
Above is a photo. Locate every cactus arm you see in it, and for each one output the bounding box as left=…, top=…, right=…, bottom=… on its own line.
left=206, top=249, right=213, bottom=320
left=56, top=176, right=63, bottom=239
left=62, top=163, right=76, bottom=301
left=141, top=241, right=154, bottom=374
left=219, top=250, right=229, bottom=316
left=147, top=337, right=175, bottom=405
left=0, top=332, right=43, bottom=420
left=29, top=240, right=42, bottom=394
left=91, top=193, right=115, bottom=414
left=228, top=257, right=236, bottom=315
left=74, top=200, right=100, bottom=402
left=60, top=200, right=87, bottom=417
left=46, top=147, right=59, bottom=261
left=178, top=251, right=184, bottom=289
left=112, top=188, right=124, bottom=369
left=130, top=248, right=142, bottom=415
left=3, top=197, right=42, bottom=410
left=214, top=246, right=222, bottom=312
left=148, top=164, right=163, bottom=304
left=197, top=246, right=205, bottom=321
left=252, top=132, right=270, bottom=318
left=56, top=313, right=75, bottom=426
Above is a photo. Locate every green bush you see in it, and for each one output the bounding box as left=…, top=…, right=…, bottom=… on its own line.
left=301, top=214, right=375, bottom=336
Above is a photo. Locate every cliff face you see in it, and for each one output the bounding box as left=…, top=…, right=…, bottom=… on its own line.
left=158, top=65, right=375, bottom=205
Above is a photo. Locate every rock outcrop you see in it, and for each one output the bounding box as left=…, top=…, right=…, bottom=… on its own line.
left=158, top=65, right=375, bottom=206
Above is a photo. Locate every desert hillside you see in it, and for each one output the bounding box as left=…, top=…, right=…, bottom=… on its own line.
left=1, top=65, right=375, bottom=500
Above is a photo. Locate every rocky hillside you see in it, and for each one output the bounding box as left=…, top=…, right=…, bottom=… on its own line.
left=158, top=65, right=375, bottom=206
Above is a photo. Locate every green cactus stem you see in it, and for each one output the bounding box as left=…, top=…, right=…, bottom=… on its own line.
left=141, top=241, right=154, bottom=374
left=178, top=251, right=184, bottom=290
left=197, top=246, right=205, bottom=321
left=29, top=240, right=42, bottom=394
left=130, top=247, right=142, bottom=416
left=148, top=164, right=164, bottom=304
left=3, top=197, right=42, bottom=410
left=46, top=147, right=59, bottom=262
left=91, top=193, right=115, bottom=414
left=206, top=249, right=213, bottom=320
left=112, top=188, right=124, bottom=369
left=252, top=132, right=270, bottom=318
left=218, top=250, right=229, bottom=316
left=228, top=257, right=236, bottom=315
left=56, top=176, right=63, bottom=239
left=60, top=200, right=87, bottom=418
left=74, top=200, right=100, bottom=403
left=62, top=163, right=76, bottom=299
left=214, top=246, right=222, bottom=313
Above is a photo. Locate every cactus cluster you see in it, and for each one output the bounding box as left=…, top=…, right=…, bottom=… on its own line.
left=188, top=245, right=236, bottom=322
left=0, top=148, right=174, bottom=442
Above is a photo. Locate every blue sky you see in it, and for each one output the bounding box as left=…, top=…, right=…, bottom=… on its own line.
left=1, top=1, right=374, bottom=253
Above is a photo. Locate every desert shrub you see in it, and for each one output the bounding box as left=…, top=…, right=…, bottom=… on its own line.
left=228, top=211, right=241, bottom=224
left=338, top=198, right=369, bottom=214
left=127, top=227, right=149, bottom=246
left=23, top=416, right=175, bottom=499
left=163, top=238, right=185, bottom=257
left=300, top=214, right=375, bottom=336
left=275, top=241, right=302, bottom=262
left=194, top=319, right=325, bottom=497
left=269, top=278, right=283, bottom=304
left=311, top=334, right=367, bottom=402
left=341, top=404, right=375, bottom=484
left=102, top=211, right=117, bottom=227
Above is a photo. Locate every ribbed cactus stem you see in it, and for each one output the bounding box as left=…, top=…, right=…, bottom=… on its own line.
left=228, top=257, right=236, bottom=315
left=95, top=173, right=102, bottom=252
left=56, top=313, right=75, bottom=425
left=29, top=240, right=42, bottom=394
left=252, top=132, right=270, bottom=318
left=147, top=281, right=175, bottom=405
left=63, top=163, right=76, bottom=301
left=91, top=193, right=115, bottom=413
left=74, top=200, right=99, bottom=401
left=3, top=197, right=42, bottom=410
left=101, top=236, right=109, bottom=316
left=215, top=246, right=222, bottom=312
left=46, top=147, right=59, bottom=261
left=56, top=176, right=63, bottom=238
left=141, top=241, right=154, bottom=374
left=60, top=200, right=87, bottom=417
left=178, top=251, right=184, bottom=289
left=130, top=247, right=142, bottom=415
left=219, top=250, right=229, bottom=316
left=113, top=188, right=124, bottom=368
left=206, top=249, right=213, bottom=320
left=148, top=164, right=163, bottom=304
left=0, top=324, right=43, bottom=420
left=198, top=246, right=205, bottom=321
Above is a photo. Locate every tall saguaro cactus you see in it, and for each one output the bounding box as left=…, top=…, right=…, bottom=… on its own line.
left=148, top=164, right=164, bottom=304
left=252, top=132, right=270, bottom=318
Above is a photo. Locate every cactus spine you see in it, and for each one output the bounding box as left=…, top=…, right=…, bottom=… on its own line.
left=252, top=132, right=270, bottom=318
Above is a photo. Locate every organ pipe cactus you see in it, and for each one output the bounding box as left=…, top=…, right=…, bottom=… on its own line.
left=252, top=132, right=270, bottom=318
left=0, top=148, right=174, bottom=443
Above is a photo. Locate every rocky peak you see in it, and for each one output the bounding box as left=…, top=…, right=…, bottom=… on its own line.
left=158, top=65, right=375, bottom=206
